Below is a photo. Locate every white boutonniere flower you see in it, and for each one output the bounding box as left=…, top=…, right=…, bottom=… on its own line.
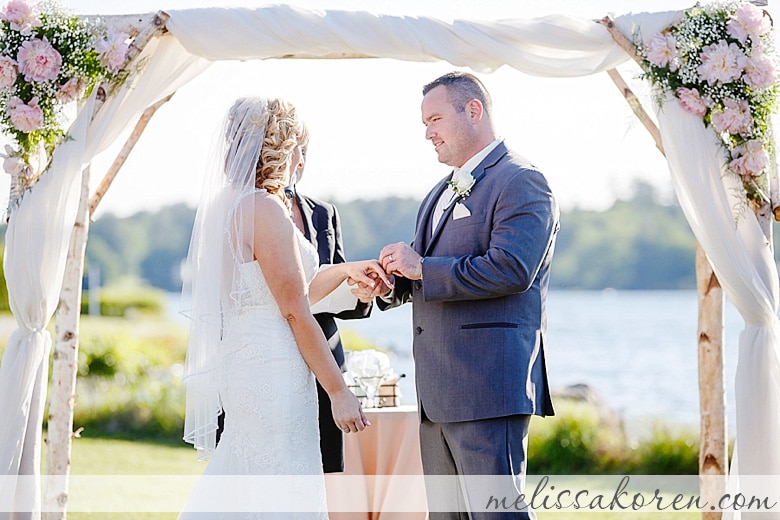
left=447, top=171, right=476, bottom=198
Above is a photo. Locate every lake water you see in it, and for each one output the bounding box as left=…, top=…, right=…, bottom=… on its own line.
left=169, top=290, right=746, bottom=433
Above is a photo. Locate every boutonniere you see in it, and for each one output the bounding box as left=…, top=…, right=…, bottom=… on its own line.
left=447, top=171, right=476, bottom=198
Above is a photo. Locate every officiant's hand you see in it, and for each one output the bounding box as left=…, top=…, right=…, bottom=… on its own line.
left=380, top=242, right=422, bottom=280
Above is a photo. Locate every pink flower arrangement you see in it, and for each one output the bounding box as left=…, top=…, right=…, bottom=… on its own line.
left=2, top=144, right=27, bottom=177
left=0, top=0, right=133, bottom=195
left=0, top=56, right=18, bottom=89
left=675, top=87, right=708, bottom=117
left=730, top=140, right=769, bottom=177
left=17, top=37, right=61, bottom=82
left=744, top=52, right=776, bottom=89
left=698, top=40, right=747, bottom=84
left=56, top=77, right=82, bottom=103
left=646, top=33, right=680, bottom=72
left=641, top=1, right=780, bottom=204
left=0, top=0, right=39, bottom=35
left=7, top=95, right=42, bottom=132
left=710, top=98, right=753, bottom=136
left=96, top=31, right=130, bottom=73
left=727, top=3, right=771, bottom=43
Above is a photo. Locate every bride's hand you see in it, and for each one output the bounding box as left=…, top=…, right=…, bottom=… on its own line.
left=330, top=387, right=370, bottom=433
left=342, top=260, right=394, bottom=292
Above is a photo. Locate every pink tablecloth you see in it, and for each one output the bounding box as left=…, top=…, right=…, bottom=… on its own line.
left=326, top=405, right=428, bottom=519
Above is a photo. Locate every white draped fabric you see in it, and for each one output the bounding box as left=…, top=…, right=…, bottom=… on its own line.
left=0, top=5, right=777, bottom=517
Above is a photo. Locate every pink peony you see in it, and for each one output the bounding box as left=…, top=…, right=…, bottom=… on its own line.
left=743, top=52, right=776, bottom=89
left=96, top=31, right=129, bottom=73
left=56, top=77, right=83, bottom=103
left=17, top=37, right=61, bottom=82
left=646, top=32, right=680, bottom=72
left=727, top=3, right=771, bottom=44
left=730, top=140, right=769, bottom=177
left=698, top=40, right=747, bottom=84
left=710, top=98, right=753, bottom=136
left=0, top=0, right=41, bottom=35
left=0, top=55, right=18, bottom=89
left=7, top=96, right=43, bottom=132
left=2, top=145, right=27, bottom=177
left=676, top=87, right=707, bottom=117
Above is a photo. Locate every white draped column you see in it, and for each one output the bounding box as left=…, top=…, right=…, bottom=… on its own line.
left=655, top=96, right=780, bottom=518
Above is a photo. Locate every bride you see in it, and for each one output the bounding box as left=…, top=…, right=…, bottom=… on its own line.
left=178, top=97, right=390, bottom=518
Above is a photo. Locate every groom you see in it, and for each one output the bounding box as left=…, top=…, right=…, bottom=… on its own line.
left=375, top=72, right=559, bottom=519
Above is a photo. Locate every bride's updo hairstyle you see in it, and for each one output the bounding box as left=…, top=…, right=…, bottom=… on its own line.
left=224, top=96, right=308, bottom=203
left=257, top=97, right=308, bottom=197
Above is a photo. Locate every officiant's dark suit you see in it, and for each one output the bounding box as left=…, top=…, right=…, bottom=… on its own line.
left=378, top=72, right=559, bottom=519
left=291, top=187, right=372, bottom=473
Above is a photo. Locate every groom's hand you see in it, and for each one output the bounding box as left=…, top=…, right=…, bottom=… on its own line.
left=380, top=242, right=422, bottom=280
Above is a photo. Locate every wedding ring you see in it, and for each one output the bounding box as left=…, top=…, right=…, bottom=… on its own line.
left=388, top=254, right=393, bottom=262
left=342, top=428, right=350, bottom=433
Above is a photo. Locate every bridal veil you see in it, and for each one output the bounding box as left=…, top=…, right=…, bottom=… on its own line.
left=180, top=97, right=275, bottom=460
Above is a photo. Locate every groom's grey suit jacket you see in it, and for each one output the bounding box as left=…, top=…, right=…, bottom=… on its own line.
left=380, top=141, right=559, bottom=423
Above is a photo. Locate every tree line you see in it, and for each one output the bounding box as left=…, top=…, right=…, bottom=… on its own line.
left=76, top=183, right=705, bottom=293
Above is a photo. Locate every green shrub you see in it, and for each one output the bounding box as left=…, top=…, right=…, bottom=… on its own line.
left=73, top=372, right=185, bottom=438
left=529, top=399, right=624, bottom=474
left=45, top=316, right=189, bottom=439
left=0, top=247, right=9, bottom=313
left=528, top=400, right=701, bottom=475
left=626, top=423, right=699, bottom=475
left=80, top=283, right=166, bottom=317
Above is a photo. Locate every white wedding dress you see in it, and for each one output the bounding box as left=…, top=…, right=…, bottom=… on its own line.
left=179, top=225, right=328, bottom=519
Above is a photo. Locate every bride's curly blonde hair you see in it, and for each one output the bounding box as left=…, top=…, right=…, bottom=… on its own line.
left=255, top=97, right=308, bottom=198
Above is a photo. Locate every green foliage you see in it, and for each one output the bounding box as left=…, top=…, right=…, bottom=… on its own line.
left=54, top=316, right=189, bottom=439
left=529, top=400, right=625, bottom=474
left=552, top=184, right=697, bottom=289
left=337, top=196, right=420, bottom=261
left=80, top=279, right=166, bottom=317
left=0, top=246, right=8, bottom=312
left=625, top=423, right=700, bottom=475
left=528, top=399, right=700, bottom=475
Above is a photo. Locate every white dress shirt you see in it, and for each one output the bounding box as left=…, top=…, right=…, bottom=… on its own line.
left=431, top=138, right=501, bottom=232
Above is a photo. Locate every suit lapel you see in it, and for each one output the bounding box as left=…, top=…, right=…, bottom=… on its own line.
left=423, top=143, right=506, bottom=255
left=295, top=194, right=316, bottom=242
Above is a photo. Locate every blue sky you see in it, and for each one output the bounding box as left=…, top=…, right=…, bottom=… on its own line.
left=2, top=0, right=762, bottom=217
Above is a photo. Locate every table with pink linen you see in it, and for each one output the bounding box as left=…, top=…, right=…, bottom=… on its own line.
left=326, top=405, right=428, bottom=519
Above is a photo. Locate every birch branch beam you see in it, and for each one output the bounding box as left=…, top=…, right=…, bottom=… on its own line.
left=88, top=93, right=175, bottom=217
left=604, top=68, right=664, bottom=156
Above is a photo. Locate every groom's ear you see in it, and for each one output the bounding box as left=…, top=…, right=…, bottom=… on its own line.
left=466, top=99, right=484, bottom=123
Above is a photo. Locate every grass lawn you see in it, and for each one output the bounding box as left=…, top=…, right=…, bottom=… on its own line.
left=52, top=437, right=703, bottom=519
left=52, top=436, right=202, bottom=519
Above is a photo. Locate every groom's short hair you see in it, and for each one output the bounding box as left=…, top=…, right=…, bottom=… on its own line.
left=423, top=71, right=493, bottom=117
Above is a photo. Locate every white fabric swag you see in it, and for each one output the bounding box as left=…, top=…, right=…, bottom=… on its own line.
left=0, top=5, right=776, bottom=518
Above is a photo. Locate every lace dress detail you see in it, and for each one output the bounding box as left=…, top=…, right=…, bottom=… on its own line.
left=180, top=226, right=327, bottom=519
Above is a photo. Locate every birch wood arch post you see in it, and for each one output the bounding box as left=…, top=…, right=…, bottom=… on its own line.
left=43, top=13, right=171, bottom=520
